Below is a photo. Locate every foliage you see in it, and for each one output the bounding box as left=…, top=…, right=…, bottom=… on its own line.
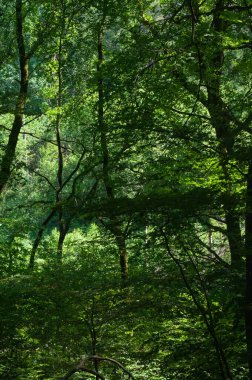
left=0, top=0, right=251, bottom=379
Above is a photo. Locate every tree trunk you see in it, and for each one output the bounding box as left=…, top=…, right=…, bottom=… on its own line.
left=97, top=22, right=128, bottom=284
left=245, top=162, right=252, bottom=379
left=55, top=31, right=64, bottom=264
left=29, top=209, right=57, bottom=269
left=112, top=224, right=129, bottom=285
left=57, top=220, right=70, bottom=263
left=204, top=0, right=243, bottom=271
left=0, top=0, right=29, bottom=193
left=225, top=210, right=243, bottom=270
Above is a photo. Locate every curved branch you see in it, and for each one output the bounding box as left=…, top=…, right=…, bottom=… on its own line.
left=62, top=355, right=135, bottom=380
left=81, top=356, right=136, bottom=380
left=61, top=366, right=105, bottom=380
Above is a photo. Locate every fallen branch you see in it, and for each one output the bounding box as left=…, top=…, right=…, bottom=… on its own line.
left=61, top=355, right=136, bottom=380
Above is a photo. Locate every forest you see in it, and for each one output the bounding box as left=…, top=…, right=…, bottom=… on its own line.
left=0, top=0, right=251, bottom=379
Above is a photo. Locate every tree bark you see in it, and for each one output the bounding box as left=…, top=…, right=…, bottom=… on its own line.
left=29, top=209, right=57, bottom=269
left=57, top=222, right=69, bottom=263
left=204, top=0, right=243, bottom=271
left=97, top=23, right=128, bottom=284
left=0, top=0, right=29, bottom=193
left=245, top=162, right=252, bottom=379
left=55, top=29, right=65, bottom=264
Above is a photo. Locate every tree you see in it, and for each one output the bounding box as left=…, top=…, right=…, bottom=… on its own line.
left=0, top=1, right=251, bottom=379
